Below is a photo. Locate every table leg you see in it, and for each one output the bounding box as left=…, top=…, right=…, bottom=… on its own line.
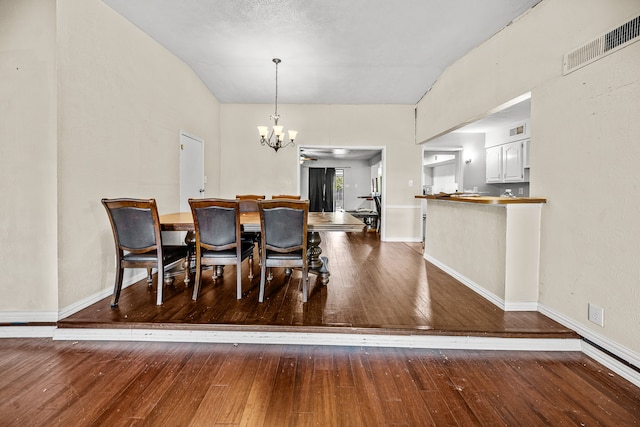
left=183, top=231, right=196, bottom=284
left=307, top=231, right=330, bottom=285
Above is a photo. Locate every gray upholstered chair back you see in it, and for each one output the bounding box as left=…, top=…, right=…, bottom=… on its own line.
left=194, top=205, right=236, bottom=248
left=263, top=208, right=305, bottom=249
left=110, top=207, right=157, bottom=250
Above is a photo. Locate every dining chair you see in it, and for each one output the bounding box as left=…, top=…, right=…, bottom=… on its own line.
left=373, top=195, right=382, bottom=233
left=236, top=194, right=265, bottom=245
left=236, top=194, right=265, bottom=213
left=271, top=194, right=301, bottom=200
left=189, top=198, right=255, bottom=300
left=258, top=199, right=309, bottom=303
left=102, top=198, right=189, bottom=307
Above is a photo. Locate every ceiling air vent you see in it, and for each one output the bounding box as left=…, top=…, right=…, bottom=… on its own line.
left=563, top=14, right=640, bottom=75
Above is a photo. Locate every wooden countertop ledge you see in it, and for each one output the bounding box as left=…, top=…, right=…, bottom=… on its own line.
left=415, top=194, right=547, bottom=205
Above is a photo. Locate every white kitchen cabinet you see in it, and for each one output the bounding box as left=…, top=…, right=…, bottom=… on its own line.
left=486, top=140, right=527, bottom=183
left=485, top=145, right=503, bottom=183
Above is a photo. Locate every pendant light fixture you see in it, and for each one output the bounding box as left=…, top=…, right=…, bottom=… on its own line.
left=257, top=58, right=297, bottom=152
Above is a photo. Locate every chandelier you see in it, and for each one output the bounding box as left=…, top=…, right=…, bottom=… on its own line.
left=257, top=58, right=298, bottom=152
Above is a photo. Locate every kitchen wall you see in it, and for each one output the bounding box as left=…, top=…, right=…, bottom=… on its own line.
left=423, top=133, right=506, bottom=196
left=416, top=0, right=640, bottom=358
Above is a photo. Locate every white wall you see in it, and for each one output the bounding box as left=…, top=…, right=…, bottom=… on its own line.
left=432, top=163, right=457, bottom=194
left=416, top=0, right=640, bottom=354
left=220, top=104, right=420, bottom=240
left=0, top=0, right=58, bottom=320
left=55, top=0, right=220, bottom=310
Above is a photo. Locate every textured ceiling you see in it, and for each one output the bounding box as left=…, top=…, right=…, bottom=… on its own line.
left=102, top=0, right=541, bottom=105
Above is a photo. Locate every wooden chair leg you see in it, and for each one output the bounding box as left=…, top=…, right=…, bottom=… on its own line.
left=259, top=264, right=267, bottom=303
left=156, top=262, right=164, bottom=306
left=192, top=260, right=202, bottom=301
left=146, top=268, right=153, bottom=284
left=236, top=261, right=242, bottom=300
left=110, top=264, right=125, bottom=308
left=302, top=266, right=309, bottom=303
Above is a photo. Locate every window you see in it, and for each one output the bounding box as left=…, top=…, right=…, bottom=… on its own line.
left=334, top=169, right=344, bottom=211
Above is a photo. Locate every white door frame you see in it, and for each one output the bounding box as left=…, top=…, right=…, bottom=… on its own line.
left=179, top=130, right=205, bottom=212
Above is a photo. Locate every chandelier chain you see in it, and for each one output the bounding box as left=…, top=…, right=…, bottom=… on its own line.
left=274, top=59, right=278, bottom=119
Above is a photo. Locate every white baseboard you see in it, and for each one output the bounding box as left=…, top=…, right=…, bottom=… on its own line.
left=57, top=271, right=147, bottom=320
left=538, top=303, right=640, bottom=386
left=52, top=328, right=581, bottom=351
left=383, top=237, right=422, bottom=243
left=0, top=326, right=57, bottom=337
left=423, top=254, right=538, bottom=312
left=0, top=272, right=148, bottom=325
left=423, top=253, right=507, bottom=310
left=0, top=311, right=58, bottom=323
left=504, top=301, right=539, bottom=311
left=582, top=341, right=640, bottom=388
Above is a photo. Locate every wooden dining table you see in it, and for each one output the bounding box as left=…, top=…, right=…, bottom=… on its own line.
left=160, top=211, right=364, bottom=285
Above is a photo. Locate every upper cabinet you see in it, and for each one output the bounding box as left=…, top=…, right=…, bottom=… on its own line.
left=485, top=120, right=530, bottom=184
left=485, top=145, right=503, bottom=183
left=503, top=140, right=526, bottom=182
left=486, top=140, right=527, bottom=183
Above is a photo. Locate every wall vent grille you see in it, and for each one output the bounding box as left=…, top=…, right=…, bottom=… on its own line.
left=509, top=124, right=525, bottom=137
left=563, top=14, right=640, bottom=75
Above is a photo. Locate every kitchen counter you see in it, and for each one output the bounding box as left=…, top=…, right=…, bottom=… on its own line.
left=415, top=194, right=546, bottom=205
left=418, top=194, right=545, bottom=311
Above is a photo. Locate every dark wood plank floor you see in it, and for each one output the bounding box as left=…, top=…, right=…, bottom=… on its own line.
left=0, top=338, right=638, bottom=425
left=8, top=233, right=640, bottom=424
left=60, top=231, right=576, bottom=338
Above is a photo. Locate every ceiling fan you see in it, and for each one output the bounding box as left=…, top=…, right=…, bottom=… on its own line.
left=299, top=150, right=318, bottom=162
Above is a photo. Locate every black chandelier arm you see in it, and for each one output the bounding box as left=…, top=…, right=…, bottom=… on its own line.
left=260, top=129, right=295, bottom=151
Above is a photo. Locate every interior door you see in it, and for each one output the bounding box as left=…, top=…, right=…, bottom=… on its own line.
left=179, top=131, right=204, bottom=212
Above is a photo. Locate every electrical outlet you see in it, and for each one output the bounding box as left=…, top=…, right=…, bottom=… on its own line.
left=518, top=187, right=524, bottom=195
left=588, top=303, right=604, bottom=327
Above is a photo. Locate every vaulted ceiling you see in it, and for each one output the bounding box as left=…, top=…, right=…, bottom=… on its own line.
left=102, top=0, right=541, bottom=105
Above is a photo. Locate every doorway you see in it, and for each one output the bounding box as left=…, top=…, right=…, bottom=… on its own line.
left=422, top=148, right=463, bottom=195
left=297, top=145, right=385, bottom=234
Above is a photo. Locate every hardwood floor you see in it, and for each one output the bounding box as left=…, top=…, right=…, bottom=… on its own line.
left=5, top=232, right=640, bottom=424
left=0, top=338, right=638, bottom=425
left=59, top=232, right=575, bottom=340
